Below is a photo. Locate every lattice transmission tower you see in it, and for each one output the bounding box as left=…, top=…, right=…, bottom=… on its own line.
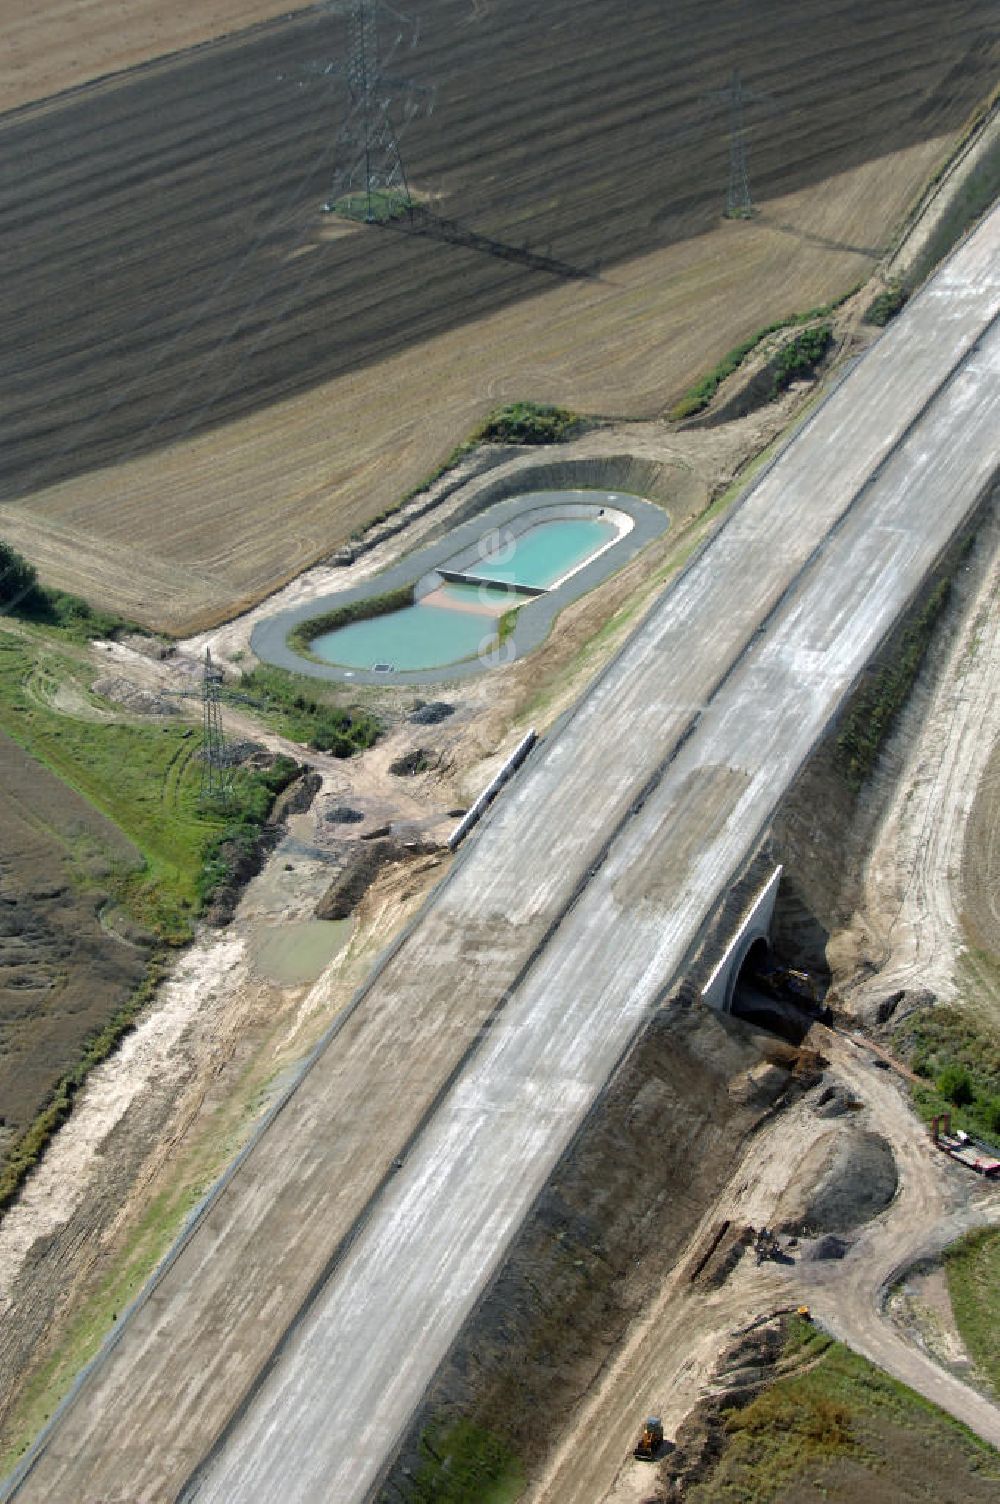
left=328, top=0, right=425, bottom=222
left=725, top=68, right=754, bottom=220
left=200, top=649, right=232, bottom=806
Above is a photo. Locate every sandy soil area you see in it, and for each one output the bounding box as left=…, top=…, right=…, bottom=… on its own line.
left=831, top=507, right=1000, bottom=1016
left=0, top=2, right=314, bottom=112
left=527, top=1023, right=1000, bottom=1504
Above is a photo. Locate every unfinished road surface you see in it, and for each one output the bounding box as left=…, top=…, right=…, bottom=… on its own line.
left=6, top=212, right=1000, bottom=1503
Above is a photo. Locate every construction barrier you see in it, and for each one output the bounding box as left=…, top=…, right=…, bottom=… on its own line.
left=447, top=730, right=538, bottom=850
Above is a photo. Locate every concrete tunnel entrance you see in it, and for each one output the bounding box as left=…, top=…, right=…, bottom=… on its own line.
left=702, top=875, right=825, bottom=1044
left=700, top=866, right=782, bottom=1014
left=730, top=935, right=771, bottom=1013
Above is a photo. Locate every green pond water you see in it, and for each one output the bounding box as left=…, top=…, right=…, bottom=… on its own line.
left=247, top=919, right=352, bottom=986
left=470, top=517, right=617, bottom=589
left=311, top=582, right=512, bottom=671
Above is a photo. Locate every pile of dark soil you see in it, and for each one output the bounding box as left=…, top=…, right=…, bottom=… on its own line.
left=777, top=1127, right=898, bottom=1237
left=408, top=701, right=454, bottom=726
left=315, top=837, right=437, bottom=920
left=389, top=749, right=434, bottom=777
left=326, top=804, right=365, bottom=825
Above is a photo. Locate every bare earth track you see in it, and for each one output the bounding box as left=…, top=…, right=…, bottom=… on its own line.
left=0, top=0, right=997, bottom=630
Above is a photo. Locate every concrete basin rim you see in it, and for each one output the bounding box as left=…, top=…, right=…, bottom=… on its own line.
left=250, top=485, right=669, bottom=686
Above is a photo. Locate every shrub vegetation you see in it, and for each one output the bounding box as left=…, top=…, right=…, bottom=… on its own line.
left=863, top=280, right=909, bottom=326
left=0, top=538, right=137, bottom=642
left=770, top=323, right=833, bottom=396
left=686, top=1316, right=1000, bottom=1502
left=897, top=1003, right=1000, bottom=1146
left=401, top=1420, right=524, bottom=1504
left=235, top=665, right=382, bottom=756
left=945, top=1227, right=1000, bottom=1394
left=475, top=400, right=581, bottom=445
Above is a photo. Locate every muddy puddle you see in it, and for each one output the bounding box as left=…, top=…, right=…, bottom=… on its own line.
left=246, top=919, right=352, bottom=987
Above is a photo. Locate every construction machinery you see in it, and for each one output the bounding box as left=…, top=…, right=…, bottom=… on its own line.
left=751, top=964, right=832, bottom=1023
left=931, top=1113, right=1000, bottom=1177
left=633, top=1416, right=664, bottom=1461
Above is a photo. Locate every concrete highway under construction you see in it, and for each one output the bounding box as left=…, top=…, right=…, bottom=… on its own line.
left=5, top=209, right=999, bottom=1504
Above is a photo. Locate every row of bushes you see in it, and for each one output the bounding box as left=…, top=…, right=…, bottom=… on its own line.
left=287, top=586, right=413, bottom=656
left=195, top=755, right=300, bottom=906
left=0, top=955, right=166, bottom=1214
left=0, top=540, right=136, bottom=642
left=234, top=665, right=382, bottom=757
left=668, top=292, right=856, bottom=421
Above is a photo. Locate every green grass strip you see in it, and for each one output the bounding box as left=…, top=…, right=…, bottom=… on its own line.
left=945, top=1227, right=1000, bottom=1395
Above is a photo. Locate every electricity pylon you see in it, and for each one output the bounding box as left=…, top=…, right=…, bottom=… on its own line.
left=328, top=0, right=428, bottom=222
left=725, top=68, right=754, bottom=220
left=200, top=649, right=232, bottom=806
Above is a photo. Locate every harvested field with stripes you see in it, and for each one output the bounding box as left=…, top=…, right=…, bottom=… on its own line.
left=0, top=0, right=996, bottom=631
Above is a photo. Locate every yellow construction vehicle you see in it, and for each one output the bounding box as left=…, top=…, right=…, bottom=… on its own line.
left=633, top=1416, right=664, bottom=1460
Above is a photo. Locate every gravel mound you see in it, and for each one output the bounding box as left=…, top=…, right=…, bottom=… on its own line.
left=780, top=1127, right=898, bottom=1235
left=806, top=1233, right=851, bottom=1261
left=92, top=674, right=178, bottom=717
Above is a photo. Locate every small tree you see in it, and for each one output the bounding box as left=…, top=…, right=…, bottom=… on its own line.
left=0, top=541, right=37, bottom=611
left=937, top=1062, right=974, bottom=1107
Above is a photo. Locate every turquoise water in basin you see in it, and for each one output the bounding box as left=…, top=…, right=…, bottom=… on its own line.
left=311, top=582, right=512, bottom=671
left=469, top=517, right=617, bottom=589
left=308, top=512, right=623, bottom=672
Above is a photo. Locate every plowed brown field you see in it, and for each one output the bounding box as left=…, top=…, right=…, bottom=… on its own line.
left=1, top=1, right=996, bottom=631
left=0, top=729, right=147, bottom=1161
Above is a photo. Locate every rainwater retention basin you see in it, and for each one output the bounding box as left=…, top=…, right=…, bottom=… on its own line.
left=252, top=490, right=669, bottom=685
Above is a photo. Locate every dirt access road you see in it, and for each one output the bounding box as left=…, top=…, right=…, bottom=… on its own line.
left=1, top=0, right=995, bottom=630
left=527, top=1032, right=1000, bottom=1504
left=7, top=209, right=998, bottom=1504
